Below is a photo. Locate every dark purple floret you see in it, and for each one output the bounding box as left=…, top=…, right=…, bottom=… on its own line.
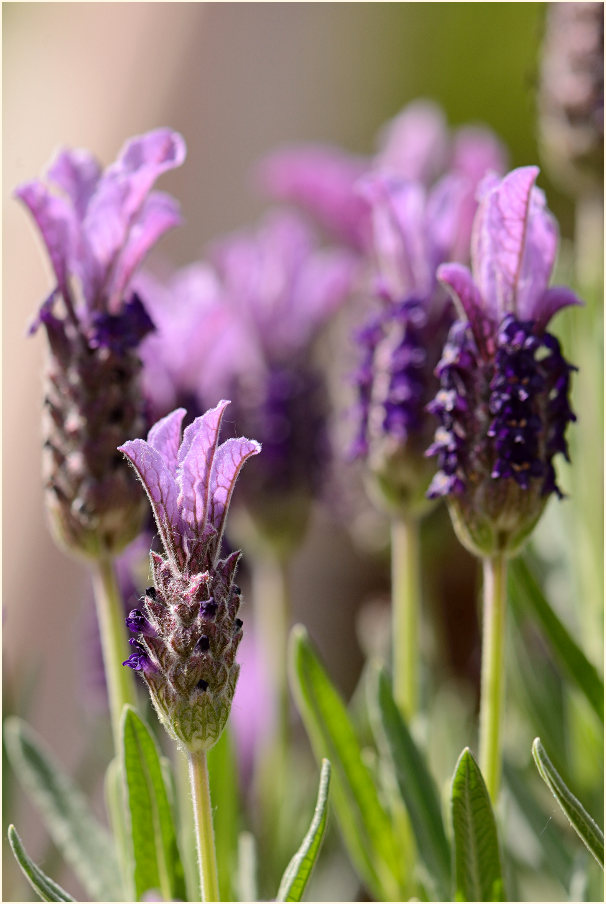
left=196, top=635, right=210, bottom=652
left=427, top=314, right=576, bottom=502
left=123, top=639, right=155, bottom=672
left=90, top=293, right=155, bottom=352
left=126, top=608, right=157, bottom=636
left=200, top=599, right=218, bottom=618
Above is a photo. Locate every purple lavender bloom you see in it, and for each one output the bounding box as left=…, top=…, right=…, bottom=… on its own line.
left=119, top=401, right=260, bottom=751
left=427, top=166, right=581, bottom=555
left=257, top=100, right=506, bottom=256
left=16, top=130, right=186, bottom=556
left=349, top=131, right=505, bottom=513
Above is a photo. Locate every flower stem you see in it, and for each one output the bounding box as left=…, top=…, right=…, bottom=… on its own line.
left=188, top=749, right=220, bottom=902
left=92, top=556, right=138, bottom=751
left=391, top=514, right=420, bottom=720
left=479, top=553, right=507, bottom=802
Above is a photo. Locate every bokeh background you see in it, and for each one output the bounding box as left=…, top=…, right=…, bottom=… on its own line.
left=3, top=3, right=602, bottom=901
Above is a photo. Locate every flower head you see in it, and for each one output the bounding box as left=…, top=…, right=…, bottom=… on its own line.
left=427, top=166, right=581, bottom=555
left=119, top=401, right=260, bottom=751
left=17, top=130, right=186, bottom=556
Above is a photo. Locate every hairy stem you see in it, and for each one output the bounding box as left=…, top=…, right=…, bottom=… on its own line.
left=188, top=749, right=220, bottom=902
left=92, top=555, right=138, bottom=751
left=391, top=515, right=420, bottom=720
left=479, top=553, right=507, bottom=801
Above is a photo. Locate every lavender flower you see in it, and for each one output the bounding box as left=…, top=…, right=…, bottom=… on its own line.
left=349, top=123, right=505, bottom=513
left=427, top=166, right=581, bottom=556
left=16, top=129, right=186, bottom=556
left=119, top=401, right=260, bottom=751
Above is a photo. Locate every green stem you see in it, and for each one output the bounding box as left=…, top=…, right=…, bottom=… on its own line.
left=479, top=553, right=507, bottom=802
left=391, top=515, right=420, bottom=720
left=92, top=556, right=138, bottom=751
left=188, top=749, right=220, bottom=902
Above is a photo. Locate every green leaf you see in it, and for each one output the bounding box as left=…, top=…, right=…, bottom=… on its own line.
left=208, top=726, right=240, bottom=902
left=8, top=825, right=75, bottom=902
left=3, top=717, right=121, bottom=901
left=277, top=759, right=332, bottom=902
left=104, top=757, right=132, bottom=897
left=370, top=666, right=451, bottom=900
left=451, top=748, right=505, bottom=902
left=510, top=558, right=604, bottom=721
left=532, top=738, right=604, bottom=869
left=289, top=625, right=403, bottom=901
left=502, top=759, right=573, bottom=888
left=121, top=706, right=187, bottom=901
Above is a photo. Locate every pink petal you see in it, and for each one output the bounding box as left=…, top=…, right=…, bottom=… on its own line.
left=110, top=128, right=187, bottom=221
left=118, top=438, right=182, bottom=566
left=471, top=165, right=540, bottom=324
left=437, top=262, right=490, bottom=354
left=14, top=180, right=76, bottom=299
left=108, top=192, right=183, bottom=311
left=208, top=437, right=261, bottom=546
left=532, top=286, right=584, bottom=332
left=147, top=407, right=187, bottom=473
left=374, top=99, right=449, bottom=185
left=515, top=185, right=559, bottom=321
left=177, top=400, right=230, bottom=533
left=47, top=149, right=101, bottom=220
left=256, top=144, right=369, bottom=249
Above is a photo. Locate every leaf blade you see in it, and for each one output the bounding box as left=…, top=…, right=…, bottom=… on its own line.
left=509, top=558, right=604, bottom=721
left=3, top=717, right=121, bottom=901
left=8, top=825, right=75, bottom=902
left=121, top=706, right=186, bottom=901
left=289, top=625, right=402, bottom=901
left=277, top=758, right=332, bottom=902
left=370, top=666, right=451, bottom=900
left=451, top=748, right=505, bottom=902
left=532, top=737, right=604, bottom=868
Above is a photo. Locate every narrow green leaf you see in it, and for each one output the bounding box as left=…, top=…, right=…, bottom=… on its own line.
left=370, top=666, right=451, bottom=900
left=8, top=825, right=75, bottom=902
left=121, top=706, right=187, bottom=901
left=532, top=737, right=604, bottom=868
left=104, top=757, right=132, bottom=897
left=451, top=748, right=505, bottom=902
left=3, top=717, right=121, bottom=901
left=208, top=726, right=240, bottom=902
left=237, top=831, right=258, bottom=904
left=502, top=759, right=574, bottom=887
left=510, top=559, right=604, bottom=721
left=277, top=759, right=332, bottom=902
left=289, top=626, right=402, bottom=901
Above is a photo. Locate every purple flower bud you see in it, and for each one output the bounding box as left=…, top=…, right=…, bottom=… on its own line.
left=427, top=167, right=580, bottom=556
left=119, top=402, right=260, bottom=752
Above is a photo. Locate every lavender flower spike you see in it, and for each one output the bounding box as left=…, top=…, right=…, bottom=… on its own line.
left=427, top=166, right=581, bottom=556
left=119, top=402, right=261, bottom=751
left=16, top=129, right=186, bottom=556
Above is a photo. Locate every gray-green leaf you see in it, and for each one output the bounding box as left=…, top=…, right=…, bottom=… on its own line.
left=8, top=825, right=75, bottom=902
left=510, top=559, right=603, bottom=721
left=532, top=737, right=604, bottom=868
left=277, top=759, right=332, bottom=902
left=289, top=625, right=403, bottom=901
left=370, top=666, right=451, bottom=901
left=4, top=717, right=121, bottom=901
left=121, top=706, right=187, bottom=901
left=451, top=748, right=505, bottom=901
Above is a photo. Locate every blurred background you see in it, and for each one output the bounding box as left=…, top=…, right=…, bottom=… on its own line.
left=3, top=3, right=602, bottom=901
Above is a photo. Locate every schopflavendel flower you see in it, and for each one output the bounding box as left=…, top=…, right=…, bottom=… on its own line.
left=119, top=401, right=260, bottom=752
left=427, top=166, right=581, bottom=555
left=17, top=129, right=186, bottom=556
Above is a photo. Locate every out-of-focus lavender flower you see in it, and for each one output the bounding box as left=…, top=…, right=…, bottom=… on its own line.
left=347, top=113, right=506, bottom=514
left=119, top=401, right=260, bottom=751
left=16, top=130, right=186, bottom=556
left=257, top=99, right=506, bottom=258
left=427, top=166, right=581, bottom=556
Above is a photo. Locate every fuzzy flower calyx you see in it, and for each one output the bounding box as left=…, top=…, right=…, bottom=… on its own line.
left=119, top=401, right=261, bottom=752
left=427, top=166, right=581, bottom=556
left=17, top=129, right=186, bottom=556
